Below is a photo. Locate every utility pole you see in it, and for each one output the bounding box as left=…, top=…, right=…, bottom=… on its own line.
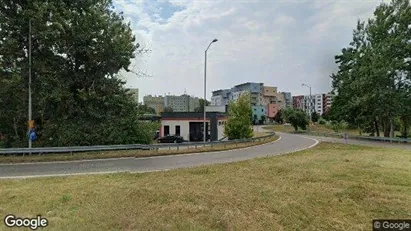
left=28, top=19, right=33, bottom=150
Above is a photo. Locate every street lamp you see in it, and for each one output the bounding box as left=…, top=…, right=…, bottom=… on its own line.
left=302, top=83, right=312, bottom=122
left=204, top=38, right=218, bottom=143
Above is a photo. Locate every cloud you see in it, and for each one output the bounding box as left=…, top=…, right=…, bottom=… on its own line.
left=114, top=0, right=388, bottom=100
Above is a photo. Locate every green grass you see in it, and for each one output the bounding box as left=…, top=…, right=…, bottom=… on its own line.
left=1, top=143, right=410, bottom=230
left=263, top=124, right=360, bottom=136
left=0, top=136, right=278, bottom=164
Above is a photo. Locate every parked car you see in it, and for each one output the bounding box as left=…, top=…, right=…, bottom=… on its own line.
left=157, top=135, right=184, bottom=143
left=189, top=133, right=210, bottom=142
left=154, top=130, right=160, bottom=140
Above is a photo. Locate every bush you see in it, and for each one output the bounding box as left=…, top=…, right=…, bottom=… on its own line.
left=318, top=118, right=327, bottom=125
left=283, top=108, right=309, bottom=131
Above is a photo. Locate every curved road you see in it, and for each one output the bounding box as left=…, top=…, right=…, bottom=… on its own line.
left=0, top=133, right=318, bottom=179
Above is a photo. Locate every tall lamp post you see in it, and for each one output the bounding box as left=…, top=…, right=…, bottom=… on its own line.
left=28, top=19, right=33, bottom=150
left=204, top=38, right=218, bottom=143
left=302, top=83, right=312, bottom=122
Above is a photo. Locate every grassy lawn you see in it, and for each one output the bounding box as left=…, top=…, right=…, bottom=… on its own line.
left=0, top=136, right=278, bottom=164
left=263, top=124, right=361, bottom=136
left=1, top=143, right=410, bottom=230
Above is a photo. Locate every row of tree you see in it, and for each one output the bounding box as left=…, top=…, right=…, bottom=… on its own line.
left=0, top=0, right=157, bottom=147
left=329, top=0, right=411, bottom=138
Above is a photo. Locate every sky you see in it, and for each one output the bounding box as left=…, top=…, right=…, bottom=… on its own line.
left=113, top=0, right=388, bottom=102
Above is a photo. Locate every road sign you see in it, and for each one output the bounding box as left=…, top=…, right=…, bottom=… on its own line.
left=28, top=120, right=34, bottom=129
left=29, top=130, right=36, bottom=142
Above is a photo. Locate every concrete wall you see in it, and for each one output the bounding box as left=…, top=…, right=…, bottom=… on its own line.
left=217, top=120, right=226, bottom=140
left=160, top=120, right=190, bottom=141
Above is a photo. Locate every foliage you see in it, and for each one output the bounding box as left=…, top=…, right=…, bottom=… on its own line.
left=224, top=93, right=253, bottom=140
left=318, top=118, right=327, bottom=125
left=311, top=112, right=320, bottom=123
left=163, top=107, right=173, bottom=112
left=0, top=0, right=156, bottom=147
left=327, top=121, right=349, bottom=133
left=260, top=115, right=266, bottom=124
left=330, top=0, right=411, bottom=138
left=194, top=99, right=210, bottom=112
left=137, top=103, right=156, bottom=115
left=274, top=110, right=283, bottom=124
left=283, top=108, right=309, bottom=131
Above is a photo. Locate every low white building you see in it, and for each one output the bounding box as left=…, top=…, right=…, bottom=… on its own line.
left=160, top=112, right=227, bottom=141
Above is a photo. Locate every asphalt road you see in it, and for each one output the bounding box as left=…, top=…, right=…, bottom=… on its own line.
left=0, top=133, right=318, bottom=179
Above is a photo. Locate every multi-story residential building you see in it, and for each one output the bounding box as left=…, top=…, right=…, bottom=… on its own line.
left=323, top=93, right=335, bottom=114
left=292, top=95, right=304, bottom=111
left=294, top=93, right=334, bottom=116
left=211, top=89, right=230, bottom=106
left=164, top=94, right=200, bottom=112
left=211, top=82, right=289, bottom=123
left=128, top=88, right=139, bottom=104
left=143, top=95, right=164, bottom=114
left=281, top=92, right=292, bottom=108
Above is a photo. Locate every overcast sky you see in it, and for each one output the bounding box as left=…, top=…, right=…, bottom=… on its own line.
left=113, top=0, right=388, bottom=102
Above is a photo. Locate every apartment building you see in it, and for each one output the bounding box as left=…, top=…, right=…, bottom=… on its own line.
left=143, top=95, right=164, bottom=114
left=293, top=93, right=335, bottom=116
left=281, top=92, right=292, bottom=108
left=323, top=93, right=335, bottom=114
left=164, top=94, right=200, bottom=112
left=292, top=95, right=304, bottom=110
left=211, top=82, right=289, bottom=123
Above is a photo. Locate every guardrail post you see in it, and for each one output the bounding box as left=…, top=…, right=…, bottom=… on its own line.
left=177, top=145, right=179, bottom=151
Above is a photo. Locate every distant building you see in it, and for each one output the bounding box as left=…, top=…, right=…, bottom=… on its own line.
left=323, top=93, right=335, bottom=114
left=281, top=92, right=292, bottom=108
left=164, top=94, right=200, bottom=112
left=143, top=95, right=164, bottom=115
left=292, top=95, right=304, bottom=110
left=128, top=88, right=139, bottom=104
left=211, top=82, right=290, bottom=123
left=293, top=93, right=334, bottom=116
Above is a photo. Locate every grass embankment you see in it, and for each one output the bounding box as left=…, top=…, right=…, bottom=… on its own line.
left=1, top=143, right=410, bottom=230
left=0, top=135, right=278, bottom=164
left=263, top=124, right=360, bottom=136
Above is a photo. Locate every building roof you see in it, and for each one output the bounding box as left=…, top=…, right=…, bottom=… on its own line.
left=161, top=112, right=227, bottom=119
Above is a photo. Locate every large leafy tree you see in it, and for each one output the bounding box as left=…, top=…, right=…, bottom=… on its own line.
left=330, top=0, right=411, bottom=138
left=224, top=93, right=253, bottom=140
left=0, top=0, right=156, bottom=147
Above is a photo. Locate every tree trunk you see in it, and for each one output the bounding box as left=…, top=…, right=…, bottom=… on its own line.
left=401, top=116, right=409, bottom=138
left=374, top=117, right=380, bottom=137
left=390, top=119, right=394, bottom=139
left=13, top=117, right=20, bottom=138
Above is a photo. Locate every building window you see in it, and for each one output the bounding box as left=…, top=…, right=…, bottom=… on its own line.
left=175, top=125, right=180, bottom=136
left=261, top=109, right=264, bottom=112
left=164, top=126, right=170, bottom=136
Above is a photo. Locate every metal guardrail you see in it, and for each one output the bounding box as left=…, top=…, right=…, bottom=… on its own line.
left=302, top=131, right=411, bottom=144
left=0, top=132, right=276, bottom=155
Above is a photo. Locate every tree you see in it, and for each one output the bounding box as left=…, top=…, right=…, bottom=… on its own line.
left=164, top=107, right=173, bottom=112
left=260, top=115, right=266, bottom=125
left=195, top=99, right=210, bottom=112
left=137, top=103, right=156, bottom=115
left=253, top=114, right=258, bottom=125
left=274, top=110, right=283, bottom=124
left=224, top=93, right=253, bottom=140
left=330, top=0, right=411, bottom=138
left=0, top=0, right=157, bottom=147
left=283, top=108, right=309, bottom=131
left=311, top=112, right=320, bottom=123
